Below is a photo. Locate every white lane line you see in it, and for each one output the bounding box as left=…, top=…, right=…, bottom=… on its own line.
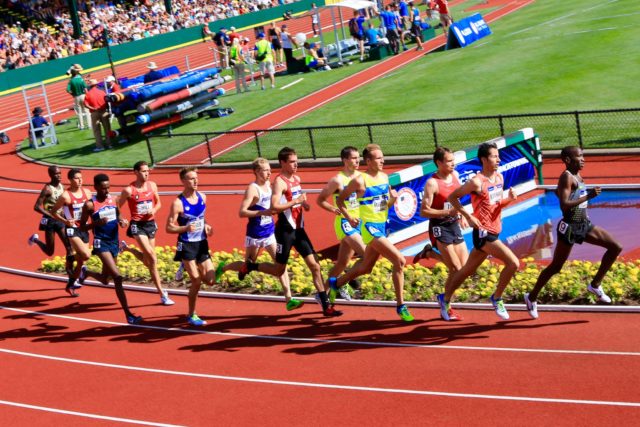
left=0, top=398, right=184, bottom=426
left=280, top=78, right=304, bottom=90
left=1, top=348, right=639, bottom=407
left=2, top=305, right=640, bottom=357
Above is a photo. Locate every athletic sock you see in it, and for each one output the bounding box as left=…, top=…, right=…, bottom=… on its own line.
left=318, top=291, right=329, bottom=310
left=247, top=261, right=259, bottom=272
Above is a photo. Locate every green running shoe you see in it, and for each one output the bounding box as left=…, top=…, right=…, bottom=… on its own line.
left=397, top=304, right=414, bottom=322
left=286, top=299, right=304, bottom=311
left=214, top=261, right=226, bottom=283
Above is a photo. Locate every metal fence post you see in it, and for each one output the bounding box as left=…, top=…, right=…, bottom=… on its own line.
left=145, top=135, right=155, bottom=166
left=254, top=131, right=262, bottom=157
left=431, top=120, right=438, bottom=148
left=308, top=128, right=317, bottom=159
left=574, top=111, right=583, bottom=148
left=204, top=133, right=213, bottom=164
left=367, top=124, right=373, bottom=144
left=498, top=115, right=504, bottom=136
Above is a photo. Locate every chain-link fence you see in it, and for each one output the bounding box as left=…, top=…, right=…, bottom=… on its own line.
left=147, top=108, right=640, bottom=165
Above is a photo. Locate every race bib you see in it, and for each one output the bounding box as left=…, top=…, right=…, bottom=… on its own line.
left=373, top=196, right=388, bottom=213
left=191, top=218, right=204, bottom=232
left=341, top=219, right=354, bottom=234
left=347, top=193, right=359, bottom=210
left=130, top=223, right=138, bottom=234
left=177, top=241, right=183, bottom=251
left=72, top=202, right=83, bottom=220
left=478, top=228, right=488, bottom=238
left=94, top=238, right=101, bottom=249
left=432, top=226, right=442, bottom=238
left=443, top=201, right=453, bottom=211
left=259, top=215, right=273, bottom=226
left=66, top=228, right=75, bottom=237
left=578, top=189, right=588, bottom=209
left=488, top=185, right=503, bottom=205
left=558, top=221, right=568, bottom=235
left=99, top=207, right=117, bottom=222
left=137, top=200, right=153, bottom=215
left=40, top=217, right=48, bottom=225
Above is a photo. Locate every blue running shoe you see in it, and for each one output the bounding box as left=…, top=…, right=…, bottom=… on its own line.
left=77, top=265, right=87, bottom=286
left=397, top=304, right=414, bottom=322
left=126, top=314, right=143, bottom=325
left=187, top=314, right=207, bottom=327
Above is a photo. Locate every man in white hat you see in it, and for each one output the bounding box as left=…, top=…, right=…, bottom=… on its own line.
left=66, top=64, right=90, bottom=130
left=143, top=61, right=163, bottom=83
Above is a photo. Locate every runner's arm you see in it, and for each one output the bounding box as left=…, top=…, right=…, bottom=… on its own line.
left=33, top=185, right=52, bottom=217
left=448, top=177, right=481, bottom=227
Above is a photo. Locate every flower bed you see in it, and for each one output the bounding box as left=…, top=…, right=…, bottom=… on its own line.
left=40, top=245, right=640, bottom=304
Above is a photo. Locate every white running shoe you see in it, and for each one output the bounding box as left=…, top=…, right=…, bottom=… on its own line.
left=523, top=293, right=538, bottom=319
left=490, top=294, right=510, bottom=320
left=587, top=284, right=612, bottom=303
left=161, top=291, right=175, bottom=306
left=339, top=286, right=352, bottom=301
left=28, top=233, right=39, bottom=246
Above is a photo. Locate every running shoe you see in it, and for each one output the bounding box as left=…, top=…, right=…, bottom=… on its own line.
left=490, top=294, right=510, bottom=320
left=28, top=233, right=39, bottom=246
left=286, top=299, right=304, bottom=311
left=126, top=314, right=143, bottom=325
left=119, top=240, right=128, bottom=253
left=448, top=308, right=463, bottom=321
left=327, top=277, right=338, bottom=304
left=174, top=263, right=184, bottom=281
left=339, top=286, right=352, bottom=301
left=437, top=292, right=450, bottom=321
left=187, top=314, right=207, bottom=327
left=70, top=279, right=82, bottom=290
left=214, top=261, right=226, bottom=283
left=587, top=284, right=612, bottom=303
left=238, top=262, right=249, bottom=281
left=523, top=292, right=538, bottom=319
left=161, top=291, right=175, bottom=306
left=323, top=306, right=343, bottom=317
left=65, top=283, right=79, bottom=297
left=314, top=292, right=322, bottom=306
left=78, top=265, right=87, bottom=286
left=397, top=304, right=414, bottom=322
left=412, top=241, right=433, bottom=264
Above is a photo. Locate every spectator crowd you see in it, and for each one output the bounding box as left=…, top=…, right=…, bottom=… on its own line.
left=1, top=0, right=299, bottom=71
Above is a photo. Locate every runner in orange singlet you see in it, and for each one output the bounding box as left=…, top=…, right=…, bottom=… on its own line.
left=442, top=142, right=519, bottom=321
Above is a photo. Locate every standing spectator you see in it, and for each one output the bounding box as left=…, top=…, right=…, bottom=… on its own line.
left=268, top=22, right=284, bottom=68
left=311, top=3, right=319, bottom=36
left=213, top=27, right=230, bottom=69
left=66, top=64, right=89, bottom=130
left=409, top=2, right=424, bottom=51
left=348, top=10, right=366, bottom=62
left=228, top=26, right=240, bottom=45
left=143, top=61, right=163, bottom=84
left=84, top=79, right=112, bottom=152
left=431, top=0, right=453, bottom=36
left=254, top=32, right=276, bottom=90
left=380, top=5, right=400, bottom=54
left=230, top=38, right=249, bottom=94
left=280, top=24, right=298, bottom=64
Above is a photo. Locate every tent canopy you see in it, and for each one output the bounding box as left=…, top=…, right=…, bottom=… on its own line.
left=323, top=0, right=377, bottom=10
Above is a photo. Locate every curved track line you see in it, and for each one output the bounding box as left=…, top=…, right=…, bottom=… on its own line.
left=3, top=305, right=640, bottom=357
left=1, top=348, right=639, bottom=407
left=0, top=399, right=183, bottom=427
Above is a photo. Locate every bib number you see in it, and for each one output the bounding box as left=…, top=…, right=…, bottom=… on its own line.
left=341, top=219, right=354, bottom=234
left=191, top=218, right=204, bottom=232
left=137, top=200, right=153, bottom=215
left=558, top=221, right=568, bottom=235
left=99, top=207, right=117, bottom=223
left=478, top=228, right=488, bottom=238
left=259, top=215, right=273, bottom=226
left=94, top=238, right=101, bottom=249
left=579, top=189, right=588, bottom=209
left=40, top=217, right=48, bottom=225
left=432, top=226, right=442, bottom=238
left=130, top=223, right=138, bottom=234
left=488, top=186, right=503, bottom=205
left=373, top=196, right=388, bottom=213
left=66, top=228, right=75, bottom=237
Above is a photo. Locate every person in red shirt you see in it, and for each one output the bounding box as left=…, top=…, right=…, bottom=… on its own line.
left=83, top=79, right=112, bottom=152
left=431, top=0, right=453, bottom=36
left=443, top=142, right=519, bottom=321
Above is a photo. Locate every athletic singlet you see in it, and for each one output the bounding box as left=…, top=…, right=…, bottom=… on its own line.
left=430, top=172, right=461, bottom=225
left=44, top=183, right=64, bottom=215
left=246, top=183, right=274, bottom=239
left=277, top=174, right=304, bottom=229
left=127, top=182, right=155, bottom=222
left=91, top=194, right=118, bottom=241
left=562, top=171, right=589, bottom=223
left=359, top=172, right=390, bottom=224
left=333, top=171, right=361, bottom=219
left=471, top=173, right=504, bottom=234
left=177, top=192, right=206, bottom=242
left=63, top=189, right=90, bottom=224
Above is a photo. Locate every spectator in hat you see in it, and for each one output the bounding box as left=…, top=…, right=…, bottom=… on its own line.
left=254, top=31, right=276, bottom=90
left=228, top=26, right=240, bottom=45
left=105, top=75, right=121, bottom=93
left=84, top=79, right=112, bottom=152
left=30, top=106, right=49, bottom=146
left=213, top=27, right=231, bottom=69
left=143, top=61, right=163, bottom=84
left=66, top=64, right=90, bottom=130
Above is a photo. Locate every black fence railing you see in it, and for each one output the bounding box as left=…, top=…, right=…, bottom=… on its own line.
left=147, top=107, right=640, bottom=165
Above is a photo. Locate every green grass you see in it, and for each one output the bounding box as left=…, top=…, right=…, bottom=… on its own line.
left=20, top=0, right=640, bottom=166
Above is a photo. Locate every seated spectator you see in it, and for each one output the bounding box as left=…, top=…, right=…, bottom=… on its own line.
left=365, top=23, right=389, bottom=47
left=303, top=42, right=330, bottom=71
left=143, top=61, right=163, bottom=83
left=30, top=106, right=49, bottom=146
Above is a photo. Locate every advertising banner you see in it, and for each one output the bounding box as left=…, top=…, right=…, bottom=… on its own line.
left=446, top=13, right=492, bottom=49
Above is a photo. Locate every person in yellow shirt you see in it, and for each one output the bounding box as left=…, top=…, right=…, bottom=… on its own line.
left=253, top=32, right=276, bottom=90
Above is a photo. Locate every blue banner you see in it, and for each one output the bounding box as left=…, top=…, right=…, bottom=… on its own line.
left=446, top=13, right=492, bottom=49
left=389, top=144, right=535, bottom=235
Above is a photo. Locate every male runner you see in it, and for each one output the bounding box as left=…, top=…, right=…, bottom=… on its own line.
left=316, top=146, right=366, bottom=301
left=79, top=174, right=142, bottom=324
left=166, top=167, right=219, bottom=327
left=523, top=146, right=622, bottom=318
left=28, top=165, right=74, bottom=275
left=327, top=144, right=414, bottom=322
left=51, top=168, right=92, bottom=296
left=219, top=158, right=304, bottom=311
left=418, top=147, right=469, bottom=320
left=241, top=147, right=341, bottom=317
left=442, top=142, right=518, bottom=321
left=118, top=161, right=174, bottom=306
